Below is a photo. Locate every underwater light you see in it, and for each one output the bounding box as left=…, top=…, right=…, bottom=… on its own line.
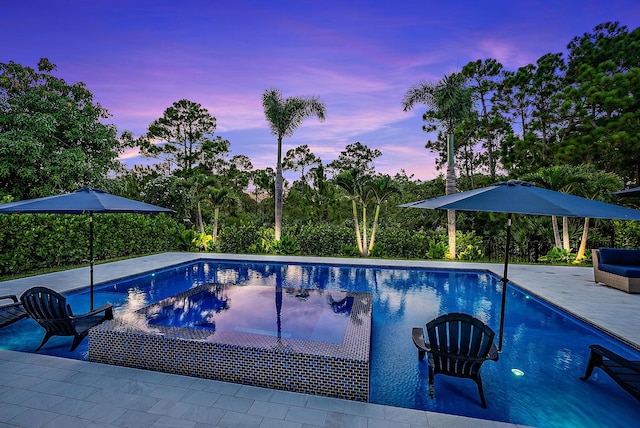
left=511, top=368, right=525, bottom=376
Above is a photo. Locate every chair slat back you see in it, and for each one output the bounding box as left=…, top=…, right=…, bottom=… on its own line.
left=426, top=313, right=495, bottom=376
left=21, top=287, right=76, bottom=336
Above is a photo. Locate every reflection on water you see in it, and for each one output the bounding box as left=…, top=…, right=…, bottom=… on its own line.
left=146, top=284, right=230, bottom=329
left=143, top=283, right=354, bottom=343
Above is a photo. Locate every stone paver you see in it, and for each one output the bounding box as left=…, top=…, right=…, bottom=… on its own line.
left=1, top=252, right=639, bottom=428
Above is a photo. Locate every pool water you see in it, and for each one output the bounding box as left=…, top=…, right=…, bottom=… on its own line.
left=145, top=284, right=352, bottom=343
left=1, top=260, right=639, bottom=427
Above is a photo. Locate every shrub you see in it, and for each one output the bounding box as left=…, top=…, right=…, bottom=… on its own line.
left=296, top=223, right=354, bottom=256
left=0, top=213, right=183, bottom=275
left=218, top=223, right=259, bottom=254
left=427, top=242, right=446, bottom=259
left=374, top=227, right=431, bottom=259
left=458, top=244, right=483, bottom=261
left=539, top=247, right=576, bottom=264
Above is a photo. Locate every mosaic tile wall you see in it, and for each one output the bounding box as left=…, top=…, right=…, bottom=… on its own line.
left=89, top=286, right=372, bottom=402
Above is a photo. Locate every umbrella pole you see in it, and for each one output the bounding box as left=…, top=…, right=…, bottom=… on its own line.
left=498, top=213, right=512, bottom=352
left=90, top=212, right=94, bottom=311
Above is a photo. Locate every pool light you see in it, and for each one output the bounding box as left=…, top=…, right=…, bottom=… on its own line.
left=511, top=368, right=525, bottom=376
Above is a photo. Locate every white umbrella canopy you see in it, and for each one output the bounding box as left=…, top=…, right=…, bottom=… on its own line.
left=402, top=180, right=640, bottom=350
left=0, top=188, right=174, bottom=309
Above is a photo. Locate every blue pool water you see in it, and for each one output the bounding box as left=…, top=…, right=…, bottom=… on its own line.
left=145, top=284, right=352, bottom=343
left=1, top=260, right=639, bottom=427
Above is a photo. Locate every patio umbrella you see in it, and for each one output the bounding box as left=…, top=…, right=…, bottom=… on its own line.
left=613, top=186, right=640, bottom=198
left=401, top=179, right=640, bottom=351
left=0, top=188, right=174, bottom=309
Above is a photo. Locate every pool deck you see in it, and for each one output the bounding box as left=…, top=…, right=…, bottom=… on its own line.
left=1, top=252, right=639, bottom=428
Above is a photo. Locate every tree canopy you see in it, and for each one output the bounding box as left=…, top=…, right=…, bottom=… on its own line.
left=0, top=58, right=127, bottom=199
left=140, top=99, right=219, bottom=172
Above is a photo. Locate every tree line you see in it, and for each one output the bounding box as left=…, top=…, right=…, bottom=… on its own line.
left=1, top=22, right=639, bottom=268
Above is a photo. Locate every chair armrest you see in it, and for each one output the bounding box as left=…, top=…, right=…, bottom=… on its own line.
left=589, top=344, right=640, bottom=371
left=488, top=343, right=500, bottom=362
left=73, top=303, right=114, bottom=320
left=412, top=327, right=430, bottom=352
left=0, top=295, right=19, bottom=304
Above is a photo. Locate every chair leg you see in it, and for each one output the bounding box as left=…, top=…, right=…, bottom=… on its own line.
left=418, top=349, right=425, bottom=360
left=476, top=375, right=487, bottom=408
left=69, top=332, right=88, bottom=352
left=580, top=350, right=601, bottom=381
left=35, top=332, right=54, bottom=351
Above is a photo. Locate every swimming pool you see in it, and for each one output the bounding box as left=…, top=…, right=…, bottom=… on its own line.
left=1, top=259, right=639, bottom=427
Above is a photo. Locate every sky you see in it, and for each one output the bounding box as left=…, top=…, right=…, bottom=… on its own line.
left=3, top=0, right=640, bottom=181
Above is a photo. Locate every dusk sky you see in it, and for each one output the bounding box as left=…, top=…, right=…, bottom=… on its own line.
left=4, top=1, right=640, bottom=181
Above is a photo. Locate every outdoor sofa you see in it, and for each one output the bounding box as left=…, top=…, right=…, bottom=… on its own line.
left=593, top=248, right=640, bottom=293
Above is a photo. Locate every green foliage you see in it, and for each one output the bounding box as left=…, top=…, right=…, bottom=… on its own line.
left=140, top=99, right=220, bottom=171
left=328, top=142, right=382, bottom=176
left=250, top=227, right=276, bottom=254
left=613, top=220, right=640, bottom=248
left=0, top=214, right=183, bottom=275
left=573, top=249, right=592, bottom=264
left=0, top=59, right=128, bottom=199
left=341, top=244, right=360, bottom=257
left=454, top=230, right=483, bottom=255
left=458, top=244, right=483, bottom=261
left=140, top=175, right=192, bottom=221
left=179, top=230, right=199, bottom=252
left=427, top=242, right=447, bottom=259
left=272, top=236, right=298, bottom=255
left=373, top=227, right=431, bottom=259
left=539, top=247, right=576, bottom=264
left=295, top=223, right=353, bottom=256
left=218, top=223, right=259, bottom=254
left=193, top=232, right=213, bottom=252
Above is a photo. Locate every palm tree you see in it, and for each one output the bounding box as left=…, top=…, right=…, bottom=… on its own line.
left=208, top=188, right=229, bottom=249
left=523, top=165, right=583, bottom=250
left=402, top=73, right=474, bottom=259
left=571, top=166, right=623, bottom=261
left=367, top=175, right=399, bottom=255
left=335, top=169, right=368, bottom=256
left=262, top=89, right=326, bottom=241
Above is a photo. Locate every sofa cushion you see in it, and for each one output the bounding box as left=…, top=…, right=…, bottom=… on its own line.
left=598, top=263, right=640, bottom=278
left=599, top=248, right=640, bottom=266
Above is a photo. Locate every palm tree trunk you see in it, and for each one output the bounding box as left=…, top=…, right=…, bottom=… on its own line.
left=213, top=207, right=219, bottom=248
left=352, top=200, right=364, bottom=255
left=562, top=216, right=570, bottom=250
left=361, top=202, right=368, bottom=257
left=552, top=215, right=562, bottom=248
left=368, top=204, right=381, bottom=256
left=576, top=218, right=590, bottom=261
left=197, top=201, right=205, bottom=234
left=446, top=133, right=456, bottom=259
left=275, top=136, right=283, bottom=241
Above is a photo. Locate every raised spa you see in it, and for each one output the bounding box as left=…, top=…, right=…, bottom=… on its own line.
left=89, top=283, right=372, bottom=401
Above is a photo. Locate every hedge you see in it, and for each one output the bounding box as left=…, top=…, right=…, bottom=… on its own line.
left=0, top=213, right=183, bottom=275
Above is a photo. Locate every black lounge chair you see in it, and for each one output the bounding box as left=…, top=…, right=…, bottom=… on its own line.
left=412, top=312, right=499, bottom=408
left=581, top=344, right=640, bottom=401
left=20, top=286, right=113, bottom=352
left=0, top=294, right=28, bottom=328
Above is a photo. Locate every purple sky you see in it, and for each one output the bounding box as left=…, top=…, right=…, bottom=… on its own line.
left=4, top=1, right=640, bottom=181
